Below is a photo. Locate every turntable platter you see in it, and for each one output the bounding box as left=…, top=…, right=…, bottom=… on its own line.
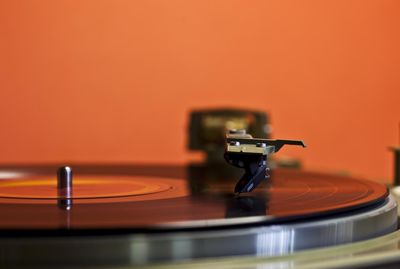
left=0, top=165, right=396, bottom=267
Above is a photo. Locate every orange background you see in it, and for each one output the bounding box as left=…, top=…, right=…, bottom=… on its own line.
left=0, top=1, right=399, bottom=182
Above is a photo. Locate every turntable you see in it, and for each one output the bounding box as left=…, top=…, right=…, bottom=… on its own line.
left=0, top=109, right=399, bottom=269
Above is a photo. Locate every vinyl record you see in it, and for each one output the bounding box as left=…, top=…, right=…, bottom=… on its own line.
left=0, top=165, right=389, bottom=232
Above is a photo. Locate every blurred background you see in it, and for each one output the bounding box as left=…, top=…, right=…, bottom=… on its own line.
left=0, top=0, right=399, bottom=182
